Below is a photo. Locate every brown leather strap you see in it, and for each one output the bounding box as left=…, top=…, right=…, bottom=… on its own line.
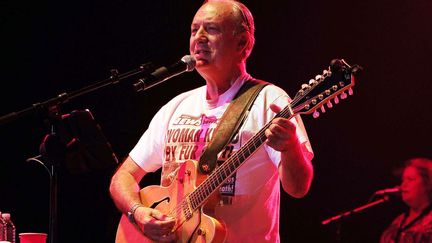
left=198, top=79, right=268, bottom=174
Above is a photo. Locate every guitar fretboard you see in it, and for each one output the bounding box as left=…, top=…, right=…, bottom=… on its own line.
left=186, top=105, right=294, bottom=211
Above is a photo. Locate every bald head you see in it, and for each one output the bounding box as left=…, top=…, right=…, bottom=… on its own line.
left=200, top=0, right=255, bottom=60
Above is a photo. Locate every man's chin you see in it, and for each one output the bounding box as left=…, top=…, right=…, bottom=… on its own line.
left=196, top=59, right=209, bottom=66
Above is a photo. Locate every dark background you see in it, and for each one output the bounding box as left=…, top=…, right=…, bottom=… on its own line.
left=1, top=0, right=431, bottom=242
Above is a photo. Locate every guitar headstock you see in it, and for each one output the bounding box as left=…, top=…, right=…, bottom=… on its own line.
left=292, top=59, right=362, bottom=118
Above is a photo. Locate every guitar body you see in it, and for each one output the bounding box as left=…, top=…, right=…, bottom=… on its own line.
left=115, top=160, right=227, bottom=243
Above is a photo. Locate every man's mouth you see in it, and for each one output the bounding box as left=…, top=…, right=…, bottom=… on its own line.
left=194, top=49, right=210, bottom=55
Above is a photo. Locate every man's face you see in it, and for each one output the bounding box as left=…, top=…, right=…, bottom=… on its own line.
left=189, top=2, right=242, bottom=72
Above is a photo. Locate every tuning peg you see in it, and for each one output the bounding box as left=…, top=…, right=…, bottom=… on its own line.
left=320, top=106, right=326, bottom=113
left=301, top=83, right=310, bottom=90
left=315, top=75, right=323, bottom=81
left=334, top=96, right=340, bottom=104
left=326, top=101, right=333, bottom=108
left=340, top=92, right=348, bottom=99
left=323, top=69, right=331, bottom=77
left=313, top=110, right=320, bottom=118
left=309, top=79, right=317, bottom=85
left=348, top=88, right=353, bottom=95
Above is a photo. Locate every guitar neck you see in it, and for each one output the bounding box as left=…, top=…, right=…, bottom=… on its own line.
left=186, top=105, right=294, bottom=211
left=169, top=58, right=359, bottom=223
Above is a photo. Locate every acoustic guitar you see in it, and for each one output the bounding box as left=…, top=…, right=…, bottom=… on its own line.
left=115, top=59, right=362, bottom=242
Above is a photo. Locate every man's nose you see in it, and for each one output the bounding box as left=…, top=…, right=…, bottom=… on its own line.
left=196, top=26, right=208, bottom=42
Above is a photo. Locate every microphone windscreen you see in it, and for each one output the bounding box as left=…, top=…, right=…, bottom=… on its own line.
left=182, top=55, right=196, bottom=71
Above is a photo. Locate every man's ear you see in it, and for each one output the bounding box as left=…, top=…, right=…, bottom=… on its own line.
left=237, top=34, right=248, bottom=52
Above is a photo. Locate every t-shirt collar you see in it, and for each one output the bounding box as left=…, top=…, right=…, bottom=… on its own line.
left=205, top=73, right=252, bottom=109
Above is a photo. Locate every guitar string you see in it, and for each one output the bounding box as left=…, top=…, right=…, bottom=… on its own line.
left=166, top=115, right=277, bottom=220
left=166, top=71, right=342, bottom=220
left=170, top=82, right=314, bottom=217
left=193, top=79, right=326, bottom=209
left=186, top=70, right=342, bottom=208
left=188, top=105, right=293, bottom=211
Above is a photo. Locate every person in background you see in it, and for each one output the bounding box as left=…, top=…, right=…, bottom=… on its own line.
left=109, top=0, right=314, bottom=242
left=380, top=157, right=432, bottom=243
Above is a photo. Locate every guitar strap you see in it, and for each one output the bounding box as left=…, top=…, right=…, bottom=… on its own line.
left=198, top=79, right=268, bottom=174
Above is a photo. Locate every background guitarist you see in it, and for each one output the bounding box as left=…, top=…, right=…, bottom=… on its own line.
left=109, top=0, right=314, bottom=242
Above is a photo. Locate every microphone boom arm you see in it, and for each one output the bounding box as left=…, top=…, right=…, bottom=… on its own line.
left=0, top=62, right=154, bottom=126
left=321, top=196, right=390, bottom=225
left=132, top=55, right=196, bottom=93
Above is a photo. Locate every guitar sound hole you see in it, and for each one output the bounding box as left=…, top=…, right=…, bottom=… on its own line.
left=149, top=196, right=170, bottom=209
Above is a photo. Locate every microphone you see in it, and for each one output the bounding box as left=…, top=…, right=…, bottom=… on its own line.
left=373, top=186, right=401, bottom=196
left=133, top=55, right=196, bottom=92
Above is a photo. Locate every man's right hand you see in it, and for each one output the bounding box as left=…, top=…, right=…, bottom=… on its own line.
left=134, top=206, right=177, bottom=242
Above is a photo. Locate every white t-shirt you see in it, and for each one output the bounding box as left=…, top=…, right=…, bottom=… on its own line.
left=130, top=76, right=313, bottom=242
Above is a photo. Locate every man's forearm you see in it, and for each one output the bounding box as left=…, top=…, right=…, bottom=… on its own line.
left=110, top=171, right=143, bottom=214
left=278, top=142, right=314, bottom=198
left=109, top=157, right=147, bottom=214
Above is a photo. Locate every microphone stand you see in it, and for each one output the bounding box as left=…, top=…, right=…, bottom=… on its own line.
left=321, top=196, right=390, bottom=243
left=0, top=62, right=154, bottom=243
left=0, top=63, right=153, bottom=126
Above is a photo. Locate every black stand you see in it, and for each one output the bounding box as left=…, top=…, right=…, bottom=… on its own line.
left=26, top=125, right=62, bottom=243
left=29, top=106, right=122, bottom=243
left=0, top=63, right=153, bottom=126
left=36, top=106, right=66, bottom=243
left=26, top=154, right=58, bottom=243
left=1, top=62, right=154, bottom=243
left=321, top=196, right=390, bottom=242
left=49, top=165, right=58, bottom=243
